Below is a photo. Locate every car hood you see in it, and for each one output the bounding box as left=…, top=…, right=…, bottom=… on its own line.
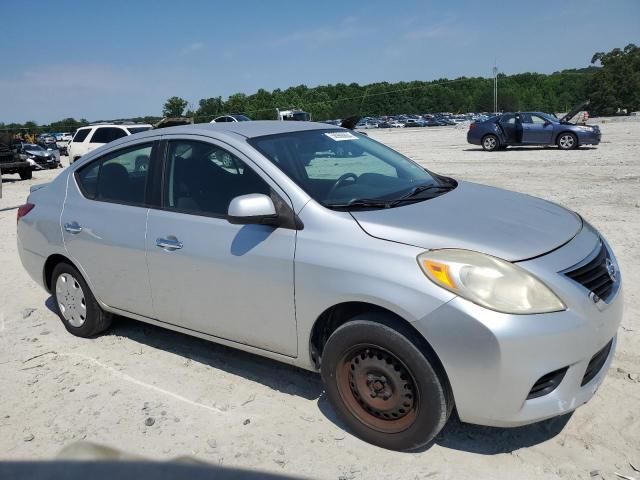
left=28, top=152, right=49, bottom=158
left=350, top=181, right=582, bottom=262
left=560, top=100, right=590, bottom=124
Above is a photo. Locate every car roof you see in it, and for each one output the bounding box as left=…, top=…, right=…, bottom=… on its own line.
left=81, top=123, right=152, bottom=129
left=138, top=120, right=337, bottom=140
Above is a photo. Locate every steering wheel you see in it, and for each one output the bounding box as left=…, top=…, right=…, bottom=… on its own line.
left=327, top=172, right=358, bottom=199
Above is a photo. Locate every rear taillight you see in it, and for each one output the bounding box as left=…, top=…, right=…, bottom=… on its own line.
left=17, top=203, right=35, bottom=224
left=469, top=123, right=476, bottom=130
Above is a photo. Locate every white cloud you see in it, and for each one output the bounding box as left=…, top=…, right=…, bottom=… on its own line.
left=404, top=25, right=452, bottom=40
left=269, top=19, right=369, bottom=48
left=181, top=42, right=205, bottom=55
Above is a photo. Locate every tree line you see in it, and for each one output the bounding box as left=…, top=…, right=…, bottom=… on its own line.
left=2, top=44, right=637, bottom=137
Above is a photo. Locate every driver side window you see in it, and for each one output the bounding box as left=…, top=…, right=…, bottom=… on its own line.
left=164, top=140, right=270, bottom=217
left=530, top=115, right=547, bottom=125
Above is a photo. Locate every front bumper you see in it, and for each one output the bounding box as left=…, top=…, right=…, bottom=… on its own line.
left=413, top=223, right=623, bottom=427
left=577, top=128, right=601, bottom=145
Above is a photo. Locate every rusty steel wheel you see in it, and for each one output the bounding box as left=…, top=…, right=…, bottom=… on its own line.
left=337, top=345, right=418, bottom=433
left=321, top=318, right=452, bottom=451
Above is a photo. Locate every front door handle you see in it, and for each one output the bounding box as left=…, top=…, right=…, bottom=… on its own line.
left=156, top=237, right=183, bottom=251
left=64, top=222, right=82, bottom=234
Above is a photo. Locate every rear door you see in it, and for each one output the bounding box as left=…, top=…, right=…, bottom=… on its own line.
left=144, top=136, right=298, bottom=356
left=522, top=113, right=554, bottom=144
left=61, top=139, right=160, bottom=317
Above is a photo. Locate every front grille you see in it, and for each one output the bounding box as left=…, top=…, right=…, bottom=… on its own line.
left=581, top=339, right=613, bottom=386
left=564, top=242, right=615, bottom=301
left=527, top=367, right=568, bottom=399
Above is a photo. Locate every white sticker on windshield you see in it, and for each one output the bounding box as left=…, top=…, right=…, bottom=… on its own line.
left=324, top=132, right=358, bottom=141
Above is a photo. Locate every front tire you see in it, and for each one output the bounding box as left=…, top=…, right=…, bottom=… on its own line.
left=557, top=132, right=577, bottom=150
left=52, top=263, right=112, bottom=337
left=481, top=134, right=499, bottom=151
left=321, top=318, right=452, bottom=451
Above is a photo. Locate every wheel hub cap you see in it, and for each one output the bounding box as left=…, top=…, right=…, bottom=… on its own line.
left=55, top=273, right=86, bottom=328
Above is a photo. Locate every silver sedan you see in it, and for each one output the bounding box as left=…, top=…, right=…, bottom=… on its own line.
left=17, top=121, right=623, bottom=450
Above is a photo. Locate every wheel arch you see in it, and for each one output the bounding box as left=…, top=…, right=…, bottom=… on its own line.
left=309, top=302, right=451, bottom=389
left=43, top=253, right=79, bottom=293
left=481, top=133, right=500, bottom=147
left=554, top=129, right=578, bottom=145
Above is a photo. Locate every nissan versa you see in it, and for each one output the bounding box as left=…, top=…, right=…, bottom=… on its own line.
left=17, top=122, right=623, bottom=451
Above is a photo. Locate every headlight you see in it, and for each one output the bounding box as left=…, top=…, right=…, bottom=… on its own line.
left=417, top=249, right=565, bottom=314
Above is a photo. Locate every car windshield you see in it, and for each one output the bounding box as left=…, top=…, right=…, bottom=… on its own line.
left=536, top=112, right=558, bottom=123
left=232, top=115, right=251, bottom=121
left=25, top=144, right=44, bottom=151
left=249, top=129, right=452, bottom=208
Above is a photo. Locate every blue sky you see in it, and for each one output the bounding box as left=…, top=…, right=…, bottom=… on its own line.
left=1, top=0, right=638, bottom=123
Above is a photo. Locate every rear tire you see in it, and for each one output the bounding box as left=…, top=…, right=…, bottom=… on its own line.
left=481, top=134, right=499, bottom=151
left=557, top=132, right=577, bottom=150
left=19, top=168, right=32, bottom=180
left=51, top=262, right=112, bottom=337
left=321, top=317, right=452, bottom=451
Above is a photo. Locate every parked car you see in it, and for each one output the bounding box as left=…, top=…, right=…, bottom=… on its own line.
left=405, top=118, right=425, bottom=128
left=43, top=145, right=61, bottom=166
left=0, top=143, right=31, bottom=179
left=55, top=132, right=73, bottom=155
left=356, top=121, right=379, bottom=129
left=211, top=114, right=252, bottom=123
left=17, top=121, right=622, bottom=451
left=16, top=143, right=60, bottom=170
left=67, top=123, right=152, bottom=163
left=468, top=102, right=601, bottom=151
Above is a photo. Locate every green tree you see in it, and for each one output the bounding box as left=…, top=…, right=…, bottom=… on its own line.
left=162, top=96, right=188, bottom=117
left=589, top=43, right=640, bottom=115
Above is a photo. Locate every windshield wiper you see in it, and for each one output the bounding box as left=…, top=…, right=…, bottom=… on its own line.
left=326, top=183, right=455, bottom=211
left=389, top=183, right=455, bottom=206
left=325, top=198, right=393, bottom=210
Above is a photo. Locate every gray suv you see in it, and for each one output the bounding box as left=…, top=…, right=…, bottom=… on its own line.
left=17, top=122, right=623, bottom=450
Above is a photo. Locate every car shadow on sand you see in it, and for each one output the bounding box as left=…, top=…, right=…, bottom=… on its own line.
left=45, top=297, right=572, bottom=454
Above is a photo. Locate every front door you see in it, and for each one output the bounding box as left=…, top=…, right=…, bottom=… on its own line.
left=498, top=113, right=520, bottom=144
left=61, top=141, right=156, bottom=317
left=145, top=138, right=298, bottom=356
left=521, top=113, right=554, bottom=144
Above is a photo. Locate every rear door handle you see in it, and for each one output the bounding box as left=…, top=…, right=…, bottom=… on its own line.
left=156, top=237, right=183, bottom=251
left=64, top=222, right=82, bottom=234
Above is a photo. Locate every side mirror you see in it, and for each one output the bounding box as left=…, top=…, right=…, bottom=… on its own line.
left=543, top=121, right=551, bottom=127
left=227, top=193, right=279, bottom=226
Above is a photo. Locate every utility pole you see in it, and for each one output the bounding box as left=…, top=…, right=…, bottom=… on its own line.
left=492, top=63, right=498, bottom=114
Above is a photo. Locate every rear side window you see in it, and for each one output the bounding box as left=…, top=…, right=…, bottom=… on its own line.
left=72, top=128, right=91, bottom=143
left=90, top=127, right=128, bottom=144
left=75, top=143, right=153, bottom=206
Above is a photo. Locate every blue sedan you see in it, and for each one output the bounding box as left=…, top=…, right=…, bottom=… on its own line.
left=467, top=105, right=601, bottom=151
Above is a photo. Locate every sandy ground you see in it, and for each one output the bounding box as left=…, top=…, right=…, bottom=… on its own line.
left=1, top=118, right=638, bottom=479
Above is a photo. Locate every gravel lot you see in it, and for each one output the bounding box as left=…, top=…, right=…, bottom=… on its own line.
left=1, top=118, right=638, bottom=479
